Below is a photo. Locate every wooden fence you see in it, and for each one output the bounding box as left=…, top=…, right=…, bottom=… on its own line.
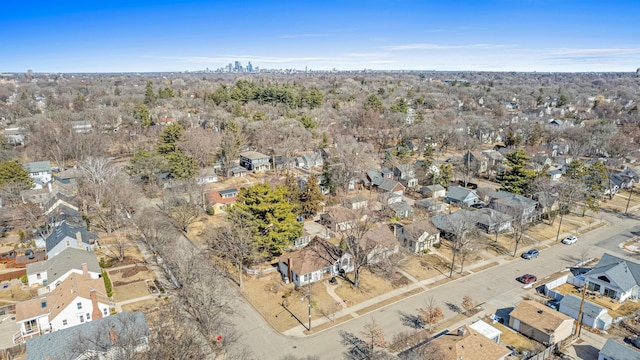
left=0, top=270, right=25, bottom=283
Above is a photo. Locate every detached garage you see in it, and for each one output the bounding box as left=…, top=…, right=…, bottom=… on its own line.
left=509, top=300, right=574, bottom=346
left=559, top=294, right=612, bottom=330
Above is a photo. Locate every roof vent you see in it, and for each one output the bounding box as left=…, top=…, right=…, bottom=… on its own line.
left=537, top=310, right=543, bottom=314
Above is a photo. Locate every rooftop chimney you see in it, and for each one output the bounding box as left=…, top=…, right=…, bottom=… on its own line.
left=287, top=258, right=293, bottom=283
left=90, top=288, right=104, bottom=321
left=457, top=327, right=467, bottom=337
left=76, top=231, right=83, bottom=249
left=109, top=325, right=118, bottom=345
left=81, top=263, right=89, bottom=279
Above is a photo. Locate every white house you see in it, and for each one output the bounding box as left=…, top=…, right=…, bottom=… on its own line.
left=14, top=273, right=110, bottom=344
left=27, top=247, right=101, bottom=292
left=394, top=219, right=440, bottom=253
left=584, top=253, right=640, bottom=302
left=24, top=161, right=52, bottom=189
left=45, top=221, right=96, bottom=259
left=278, top=237, right=353, bottom=286
left=559, top=294, right=612, bottom=330
left=195, top=167, right=218, bottom=185
left=26, top=311, right=149, bottom=360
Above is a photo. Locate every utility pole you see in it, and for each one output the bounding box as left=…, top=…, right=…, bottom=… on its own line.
left=574, top=283, right=587, bottom=337
left=625, top=185, right=634, bottom=215
left=307, top=285, right=312, bottom=331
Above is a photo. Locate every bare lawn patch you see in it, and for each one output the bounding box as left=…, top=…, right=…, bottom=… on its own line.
left=112, top=281, right=151, bottom=302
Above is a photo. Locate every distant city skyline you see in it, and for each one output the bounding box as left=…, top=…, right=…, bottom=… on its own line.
left=2, top=1, right=640, bottom=73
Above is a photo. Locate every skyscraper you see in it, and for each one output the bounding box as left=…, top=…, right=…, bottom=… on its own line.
left=247, top=62, right=253, bottom=73
left=234, top=61, right=242, bottom=72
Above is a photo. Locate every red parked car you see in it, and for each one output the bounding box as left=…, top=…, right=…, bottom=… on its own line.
left=517, top=274, right=537, bottom=284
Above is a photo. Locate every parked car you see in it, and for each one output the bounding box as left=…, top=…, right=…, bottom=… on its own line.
left=522, top=249, right=539, bottom=259
left=25, top=249, right=34, bottom=259
left=517, top=274, right=537, bottom=284
left=562, top=235, right=578, bottom=245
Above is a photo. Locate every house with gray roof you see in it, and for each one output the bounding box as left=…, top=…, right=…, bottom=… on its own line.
left=598, top=339, right=640, bottom=360
left=446, top=186, right=479, bottom=207
left=27, top=247, right=101, bottom=292
left=26, top=311, right=149, bottom=360
left=45, top=221, right=96, bottom=259
left=584, top=253, right=640, bottom=302
left=558, top=294, right=612, bottom=330
left=488, top=191, right=538, bottom=223
left=414, top=198, right=445, bottom=214
left=419, top=184, right=446, bottom=198
left=296, top=152, right=323, bottom=169
left=239, top=150, right=271, bottom=172
left=394, top=219, right=440, bottom=253
left=24, top=161, right=52, bottom=189
left=472, top=208, right=512, bottom=233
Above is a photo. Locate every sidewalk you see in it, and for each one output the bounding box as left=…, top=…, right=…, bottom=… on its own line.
left=283, top=214, right=613, bottom=337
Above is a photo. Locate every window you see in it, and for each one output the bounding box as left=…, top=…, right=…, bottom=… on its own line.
left=62, top=319, right=67, bottom=326
left=36, top=273, right=41, bottom=280
left=303, top=273, right=311, bottom=283
left=77, top=302, right=82, bottom=310
left=79, top=315, right=84, bottom=323
left=86, top=313, right=90, bottom=320
left=103, top=308, right=108, bottom=316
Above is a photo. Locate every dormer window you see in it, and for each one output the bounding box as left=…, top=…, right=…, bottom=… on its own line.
left=77, top=302, right=82, bottom=310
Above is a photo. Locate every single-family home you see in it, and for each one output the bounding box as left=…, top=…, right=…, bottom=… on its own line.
left=414, top=198, right=445, bottom=214
left=488, top=191, right=538, bottom=223
left=558, top=294, right=612, bottom=330
left=43, top=193, right=82, bottom=227
left=296, top=152, right=323, bottom=169
left=358, top=224, right=400, bottom=264
left=389, top=201, right=413, bottom=218
left=598, top=339, right=640, bottom=360
left=3, top=127, right=26, bottom=146
left=463, top=150, right=488, bottom=174
left=424, top=326, right=511, bottom=360
left=393, top=163, right=418, bottom=188
left=419, top=184, right=446, bottom=199
left=344, top=196, right=368, bottom=210
left=446, top=186, right=479, bottom=207
left=26, top=311, right=150, bottom=360
left=508, top=300, right=574, bottom=346
left=195, top=168, right=218, bottom=185
left=431, top=210, right=474, bottom=239
left=472, top=208, right=512, bottom=233
left=365, top=168, right=405, bottom=195
left=24, top=161, right=52, bottom=189
left=14, top=273, right=110, bottom=344
left=278, top=237, right=353, bottom=286
left=45, top=221, right=96, bottom=259
left=611, top=168, right=639, bottom=190
left=239, top=151, right=271, bottom=172
left=205, top=188, right=238, bottom=215
left=547, top=169, right=562, bottom=181
left=482, top=149, right=505, bottom=167
left=230, top=165, right=248, bottom=177
left=394, top=219, right=440, bottom=253
left=27, top=247, right=101, bottom=292
left=583, top=253, right=640, bottom=302
left=321, top=207, right=358, bottom=232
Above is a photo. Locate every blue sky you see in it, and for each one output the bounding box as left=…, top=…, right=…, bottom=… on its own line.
left=2, top=0, right=639, bottom=73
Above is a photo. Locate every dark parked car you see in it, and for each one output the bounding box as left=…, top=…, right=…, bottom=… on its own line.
left=517, top=274, right=537, bottom=284
left=522, top=249, right=539, bottom=259
left=25, top=249, right=35, bottom=259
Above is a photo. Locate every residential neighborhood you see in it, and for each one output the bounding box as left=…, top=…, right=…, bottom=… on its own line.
left=1, top=66, right=640, bottom=360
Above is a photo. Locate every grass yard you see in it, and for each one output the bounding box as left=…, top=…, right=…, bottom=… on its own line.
left=241, top=273, right=341, bottom=332
left=334, top=269, right=396, bottom=307
left=0, top=283, right=35, bottom=302
left=112, top=281, right=151, bottom=302
left=398, top=256, right=447, bottom=281
left=121, top=297, right=165, bottom=313
left=601, top=188, right=640, bottom=213
left=108, top=265, right=155, bottom=286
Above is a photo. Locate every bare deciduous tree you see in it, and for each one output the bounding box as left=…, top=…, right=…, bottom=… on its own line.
left=419, top=296, right=444, bottom=331
left=205, top=221, right=256, bottom=289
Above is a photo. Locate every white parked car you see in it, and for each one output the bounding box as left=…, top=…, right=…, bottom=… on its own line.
left=562, top=235, right=578, bottom=245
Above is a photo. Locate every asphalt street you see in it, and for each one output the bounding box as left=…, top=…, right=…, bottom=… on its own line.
left=233, top=211, right=640, bottom=359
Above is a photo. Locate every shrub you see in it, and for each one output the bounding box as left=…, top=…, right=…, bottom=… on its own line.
left=20, top=274, right=28, bottom=284
left=433, top=243, right=441, bottom=249
left=102, top=270, right=114, bottom=297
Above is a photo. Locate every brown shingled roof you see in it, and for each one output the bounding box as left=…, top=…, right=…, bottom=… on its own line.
left=281, top=237, right=344, bottom=275
left=16, top=273, right=108, bottom=322
left=431, top=325, right=511, bottom=360
left=510, top=300, right=573, bottom=334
